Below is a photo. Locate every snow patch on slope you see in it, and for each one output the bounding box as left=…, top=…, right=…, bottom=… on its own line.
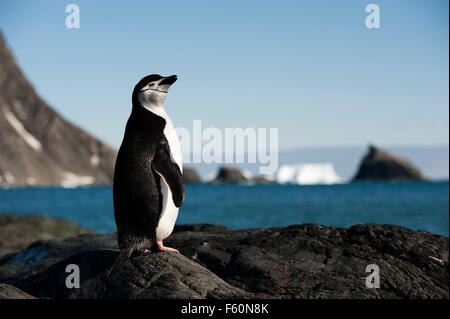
left=3, top=171, right=16, bottom=183
left=90, top=155, right=100, bottom=166
left=3, top=108, right=42, bottom=151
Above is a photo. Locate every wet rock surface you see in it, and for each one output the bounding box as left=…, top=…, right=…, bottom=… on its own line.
left=1, top=219, right=448, bottom=299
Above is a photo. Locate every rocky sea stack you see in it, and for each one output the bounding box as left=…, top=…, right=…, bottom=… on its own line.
left=0, top=32, right=117, bottom=187
left=353, top=145, right=424, bottom=181
left=0, top=214, right=448, bottom=299
left=183, top=167, right=202, bottom=184
left=212, top=166, right=248, bottom=183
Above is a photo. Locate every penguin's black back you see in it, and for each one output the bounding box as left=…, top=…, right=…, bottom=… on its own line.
left=113, top=106, right=166, bottom=251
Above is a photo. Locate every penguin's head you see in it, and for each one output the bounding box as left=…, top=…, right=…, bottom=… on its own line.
left=133, top=74, right=178, bottom=107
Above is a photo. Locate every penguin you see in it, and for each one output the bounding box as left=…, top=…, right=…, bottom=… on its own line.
left=109, top=74, right=185, bottom=276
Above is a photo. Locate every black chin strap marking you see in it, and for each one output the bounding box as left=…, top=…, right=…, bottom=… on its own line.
left=140, top=88, right=168, bottom=93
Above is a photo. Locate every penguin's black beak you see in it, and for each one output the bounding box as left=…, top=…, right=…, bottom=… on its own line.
left=159, top=75, right=178, bottom=86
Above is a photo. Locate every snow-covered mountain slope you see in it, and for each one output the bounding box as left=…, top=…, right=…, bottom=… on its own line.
left=0, top=32, right=117, bottom=186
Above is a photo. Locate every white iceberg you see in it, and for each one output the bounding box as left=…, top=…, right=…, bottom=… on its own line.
left=276, top=163, right=343, bottom=185
left=242, top=169, right=253, bottom=180
left=61, top=172, right=94, bottom=188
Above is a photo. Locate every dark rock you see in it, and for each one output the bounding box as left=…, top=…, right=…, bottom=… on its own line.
left=166, top=223, right=448, bottom=298
left=0, top=283, right=36, bottom=299
left=353, top=145, right=424, bottom=181
left=10, top=250, right=261, bottom=299
left=1, top=222, right=447, bottom=299
left=252, top=175, right=275, bottom=184
left=0, top=232, right=117, bottom=283
left=211, top=167, right=274, bottom=184
left=174, top=224, right=228, bottom=232
left=183, top=167, right=202, bottom=183
left=212, top=166, right=248, bottom=183
left=0, top=32, right=117, bottom=187
left=0, top=213, right=92, bottom=257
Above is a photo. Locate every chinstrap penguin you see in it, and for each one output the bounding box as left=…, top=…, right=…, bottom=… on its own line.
left=109, top=74, right=185, bottom=276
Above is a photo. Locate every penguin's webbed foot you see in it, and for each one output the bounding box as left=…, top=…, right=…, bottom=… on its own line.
left=156, top=240, right=179, bottom=253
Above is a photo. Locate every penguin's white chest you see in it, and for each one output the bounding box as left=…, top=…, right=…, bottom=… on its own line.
left=155, top=119, right=183, bottom=241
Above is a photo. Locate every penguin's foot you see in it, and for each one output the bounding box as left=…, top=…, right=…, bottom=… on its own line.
left=156, top=240, right=179, bottom=253
left=138, top=248, right=151, bottom=254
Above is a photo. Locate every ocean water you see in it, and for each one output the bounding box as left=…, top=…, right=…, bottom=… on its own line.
left=0, top=182, right=448, bottom=236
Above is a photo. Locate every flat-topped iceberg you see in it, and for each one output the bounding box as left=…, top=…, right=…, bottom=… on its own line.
left=276, top=163, right=342, bottom=185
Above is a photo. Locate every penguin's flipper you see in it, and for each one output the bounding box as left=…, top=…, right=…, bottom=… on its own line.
left=152, top=137, right=185, bottom=207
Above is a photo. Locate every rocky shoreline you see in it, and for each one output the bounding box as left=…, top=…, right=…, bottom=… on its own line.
left=0, top=214, right=448, bottom=299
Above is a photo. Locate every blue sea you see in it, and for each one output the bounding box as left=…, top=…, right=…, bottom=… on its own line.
left=0, top=182, right=448, bottom=236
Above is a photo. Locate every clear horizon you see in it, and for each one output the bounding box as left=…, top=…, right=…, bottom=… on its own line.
left=0, top=0, right=448, bottom=151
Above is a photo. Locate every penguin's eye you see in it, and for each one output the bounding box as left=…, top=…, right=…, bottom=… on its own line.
left=148, top=83, right=155, bottom=87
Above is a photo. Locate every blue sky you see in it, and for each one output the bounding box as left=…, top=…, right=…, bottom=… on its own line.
left=0, top=0, right=448, bottom=150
